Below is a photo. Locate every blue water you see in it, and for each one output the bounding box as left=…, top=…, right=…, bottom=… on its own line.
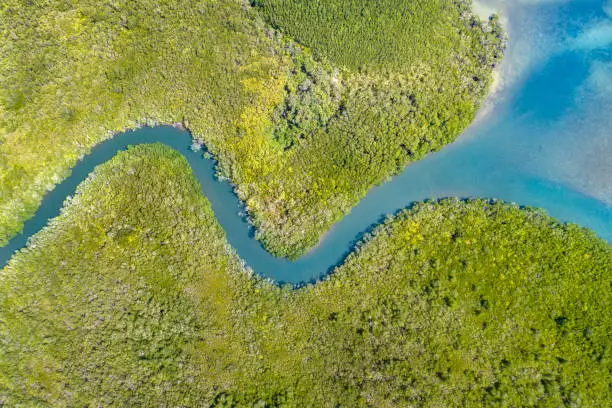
left=1, top=0, right=611, bottom=284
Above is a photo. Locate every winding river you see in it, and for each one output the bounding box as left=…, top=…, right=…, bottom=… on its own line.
left=1, top=0, right=611, bottom=284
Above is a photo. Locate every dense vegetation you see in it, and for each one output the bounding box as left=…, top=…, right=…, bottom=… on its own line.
left=2, top=145, right=610, bottom=406
left=0, top=0, right=505, bottom=258
left=254, top=0, right=498, bottom=73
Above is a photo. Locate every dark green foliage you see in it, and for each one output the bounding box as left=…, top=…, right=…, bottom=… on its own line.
left=1, top=146, right=610, bottom=406
left=268, top=47, right=342, bottom=149
left=0, top=2, right=605, bottom=406
left=249, top=0, right=506, bottom=258
left=0, top=0, right=504, bottom=259
left=255, top=0, right=505, bottom=73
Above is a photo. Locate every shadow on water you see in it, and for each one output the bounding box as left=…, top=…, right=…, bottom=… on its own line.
left=1, top=0, right=611, bottom=285
left=512, top=52, right=589, bottom=121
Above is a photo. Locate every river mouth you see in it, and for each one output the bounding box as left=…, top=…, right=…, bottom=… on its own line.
left=1, top=0, right=611, bottom=284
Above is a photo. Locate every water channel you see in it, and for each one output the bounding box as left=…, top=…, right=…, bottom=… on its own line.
left=1, top=0, right=610, bottom=284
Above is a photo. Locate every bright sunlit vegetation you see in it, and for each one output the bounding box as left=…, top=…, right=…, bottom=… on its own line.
left=0, top=0, right=505, bottom=258
left=1, top=145, right=609, bottom=406
left=3, top=3, right=600, bottom=406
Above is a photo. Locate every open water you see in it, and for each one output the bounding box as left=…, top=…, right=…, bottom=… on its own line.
left=1, top=0, right=610, bottom=283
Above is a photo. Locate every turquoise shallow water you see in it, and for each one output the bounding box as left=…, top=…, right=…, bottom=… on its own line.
left=1, top=0, right=611, bottom=284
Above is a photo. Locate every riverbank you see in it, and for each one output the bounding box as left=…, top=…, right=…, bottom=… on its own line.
left=0, top=0, right=504, bottom=259
left=2, top=143, right=609, bottom=406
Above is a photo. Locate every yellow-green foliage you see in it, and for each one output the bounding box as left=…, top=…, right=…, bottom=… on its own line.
left=0, top=0, right=504, bottom=258
left=0, top=0, right=286, bottom=247
left=1, top=146, right=610, bottom=406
